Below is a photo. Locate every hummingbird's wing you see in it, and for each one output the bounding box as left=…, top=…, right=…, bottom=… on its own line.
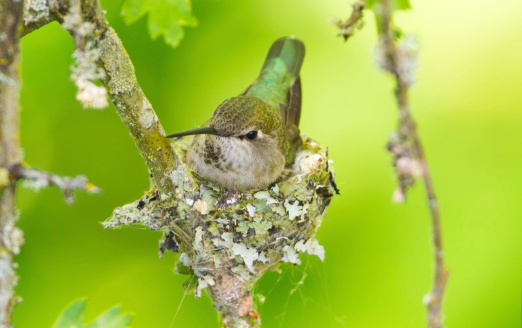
left=286, top=76, right=301, bottom=128
left=283, top=77, right=302, bottom=150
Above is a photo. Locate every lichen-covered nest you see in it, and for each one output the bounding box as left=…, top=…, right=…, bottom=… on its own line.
left=104, top=136, right=337, bottom=327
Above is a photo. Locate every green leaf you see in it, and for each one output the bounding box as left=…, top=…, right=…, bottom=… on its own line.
left=53, top=300, right=132, bottom=328
left=121, top=0, right=198, bottom=48
left=53, top=299, right=86, bottom=328
left=85, top=306, right=133, bottom=328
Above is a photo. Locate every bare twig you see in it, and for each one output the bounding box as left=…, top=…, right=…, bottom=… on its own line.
left=375, top=0, right=448, bottom=327
left=0, top=0, right=24, bottom=325
left=6, top=163, right=101, bottom=204
left=332, top=0, right=366, bottom=41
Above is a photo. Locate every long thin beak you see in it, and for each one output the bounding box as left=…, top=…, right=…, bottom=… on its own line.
left=165, top=126, right=225, bottom=138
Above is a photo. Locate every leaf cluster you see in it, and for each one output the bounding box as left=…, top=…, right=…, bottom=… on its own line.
left=121, top=0, right=198, bottom=48
left=53, top=300, right=132, bottom=328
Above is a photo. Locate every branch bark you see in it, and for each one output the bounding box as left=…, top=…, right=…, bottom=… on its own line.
left=376, top=1, right=448, bottom=327
left=0, top=0, right=24, bottom=325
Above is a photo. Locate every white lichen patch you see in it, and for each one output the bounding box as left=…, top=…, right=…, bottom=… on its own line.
left=271, top=184, right=280, bottom=194
left=62, top=3, right=109, bottom=110
left=193, top=200, right=208, bottom=215
left=293, top=152, right=323, bottom=174
left=257, top=251, right=269, bottom=264
left=295, top=239, right=325, bottom=261
left=179, top=253, right=191, bottom=267
left=24, top=0, right=49, bottom=25
left=282, top=245, right=301, bottom=265
left=195, top=277, right=208, bottom=298
left=2, top=216, right=24, bottom=255
left=220, top=233, right=234, bottom=249
left=167, top=165, right=194, bottom=191
left=231, top=265, right=251, bottom=281
left=284, top=199, right=303, bottom=221
left=21, top=177, right=48, bottom=191
left=194, top=226, right=204, bottom=251
left=246, top=204, right=256, bottom=217
left=139, top=100, right=157, bottom=129
left=76, top=80, right=108, bottom=109
left=103, top=195, right=164, bottom=231
left=271, top=203, right=286, bottom=216
left=232, top=244, right=259, bottom=272
left=423, top=293, right=434, bottom=305
left=201, top=190, right=217, bottom=211
left=254, top=191, right=278, bottom=205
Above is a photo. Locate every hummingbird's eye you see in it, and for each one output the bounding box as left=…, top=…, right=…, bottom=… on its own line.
left=246, top=131, right=258, bottom=140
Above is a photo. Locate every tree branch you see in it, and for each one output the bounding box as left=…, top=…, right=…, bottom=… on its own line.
left=5, top=163, right=101, bottom=204
left=375, top=1, right=448, bottom=327
left=0, top=0, right=24, bottom=325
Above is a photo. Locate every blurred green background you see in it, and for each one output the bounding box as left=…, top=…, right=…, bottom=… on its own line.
left=13, top=0, right=521, bottom=327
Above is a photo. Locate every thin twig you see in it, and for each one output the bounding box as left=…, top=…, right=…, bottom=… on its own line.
left=6, top=163, right=101, bottom=204
left=376, top=1, right=448, bottom=327
left=331, top=0, right=366, bottom=41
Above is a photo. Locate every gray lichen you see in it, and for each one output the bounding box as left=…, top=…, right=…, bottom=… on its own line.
left=63, top=4, right=108, bottom=109
left=104, top=136, right=336, bottom=327
left=23, top=0, right=49, bottom=26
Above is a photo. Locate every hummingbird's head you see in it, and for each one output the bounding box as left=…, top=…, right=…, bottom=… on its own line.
left=210, top=96, right=283, bottom=142
left=166, top=95, right=284, bottom=145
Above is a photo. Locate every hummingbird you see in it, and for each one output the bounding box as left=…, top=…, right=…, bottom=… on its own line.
left=166, top=37, right=305, bottom=191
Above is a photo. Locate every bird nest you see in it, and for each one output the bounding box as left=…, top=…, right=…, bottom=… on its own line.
left=104, top=136, right=337, bottom=327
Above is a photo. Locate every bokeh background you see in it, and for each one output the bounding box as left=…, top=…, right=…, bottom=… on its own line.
left=13, top=0, right=521, bottom=327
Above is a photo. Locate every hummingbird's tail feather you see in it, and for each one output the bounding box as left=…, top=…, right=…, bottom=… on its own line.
left=245, top=36, right=305, bottom=129
left=261, top=36, right=305, bottom=82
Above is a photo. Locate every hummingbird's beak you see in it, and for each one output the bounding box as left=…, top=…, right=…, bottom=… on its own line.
left=165, top=126, right=226, bottom=138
